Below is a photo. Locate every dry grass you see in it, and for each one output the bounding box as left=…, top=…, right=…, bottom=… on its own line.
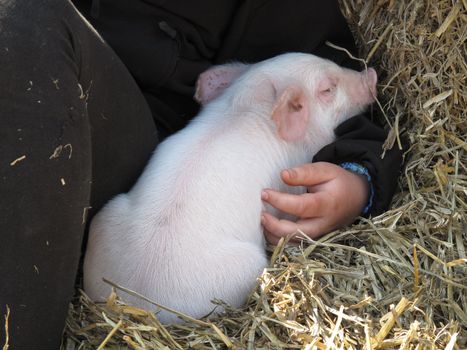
left=62, top=0, right=466, bottom=349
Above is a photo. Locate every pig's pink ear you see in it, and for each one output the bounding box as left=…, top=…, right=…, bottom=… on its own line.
left=271, top=86, right=309, bottom=142
left=194, top=63, right=249, bottom=105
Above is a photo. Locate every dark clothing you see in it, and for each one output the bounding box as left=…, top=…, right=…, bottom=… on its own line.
left=74, top=0, right=403, bottom=213
left=74, top=0, right=362, bottom=138
left=0, top=1, right=157, bottom=349
left=0, top=1, right=402, bottom=349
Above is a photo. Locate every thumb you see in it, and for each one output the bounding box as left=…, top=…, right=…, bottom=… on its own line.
left=281, top=162, right=336, bottom=186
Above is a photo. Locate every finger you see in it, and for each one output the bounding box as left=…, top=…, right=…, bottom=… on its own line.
left=281, top=162, right=337, bottom=187
left=262, top=212, right=329, bottom=243
left=295, top=218, right=330, bottom=239
left=264, top=229, right=282, bottom=245
left=261, top=189, right=326, bottom=218
left=264, top=229, right=301, bottom=246
left=261, top=211, right=298, bottom=239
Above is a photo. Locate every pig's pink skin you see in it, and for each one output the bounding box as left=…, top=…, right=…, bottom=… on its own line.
left=344, top=67, right=378, bottom=109
left=83, top=53, right=377, bottom=324
left=365, top=68, right=378, bottom=96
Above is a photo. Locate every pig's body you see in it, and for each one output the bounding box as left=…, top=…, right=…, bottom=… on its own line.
left=84, top=53, right=377, bottom=323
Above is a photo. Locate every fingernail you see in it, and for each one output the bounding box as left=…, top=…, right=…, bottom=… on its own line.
left=261, top=215, right=266, bottom=224
left=285, top=168, right=297, bottom=178
left=261, top=190, right=269, bottom=200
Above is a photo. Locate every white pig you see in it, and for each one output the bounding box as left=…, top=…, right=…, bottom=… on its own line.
left=84, top=52, right=377, bottom=323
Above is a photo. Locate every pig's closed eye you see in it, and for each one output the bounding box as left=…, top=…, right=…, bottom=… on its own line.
left=318, top=80, right=337, bottom=103
left=318, top=76, right=337, bottom=96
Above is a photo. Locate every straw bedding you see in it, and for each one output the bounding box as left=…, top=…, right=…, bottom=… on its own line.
left=61, top=0, right=466, bottom=349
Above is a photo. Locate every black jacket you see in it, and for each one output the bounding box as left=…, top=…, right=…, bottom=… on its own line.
left=73, top=0, right=404, bottom=216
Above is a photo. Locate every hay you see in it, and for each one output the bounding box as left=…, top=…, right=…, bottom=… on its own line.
left=62, top=0, right=466, bottom=349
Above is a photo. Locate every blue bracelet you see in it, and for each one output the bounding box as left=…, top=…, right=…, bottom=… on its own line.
left=340, top=162, right=374, bottom=215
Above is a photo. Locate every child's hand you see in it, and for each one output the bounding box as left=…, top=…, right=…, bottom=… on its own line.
left=261, top=162, right=370, bottom=244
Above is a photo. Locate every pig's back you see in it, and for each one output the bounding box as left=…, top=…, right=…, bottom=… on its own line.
left=84, top=113, right=273, bottom=320
left=128, top=113, right=282, bottom=244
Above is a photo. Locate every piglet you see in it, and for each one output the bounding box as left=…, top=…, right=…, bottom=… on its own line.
left=83, top=53, right=377, bottom=323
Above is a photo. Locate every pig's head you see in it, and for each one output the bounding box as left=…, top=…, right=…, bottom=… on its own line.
left=195, top=53, right=377, bottom=147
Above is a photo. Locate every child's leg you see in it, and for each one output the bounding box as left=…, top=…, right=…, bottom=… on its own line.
left=0, top=1, right=157, bottom=349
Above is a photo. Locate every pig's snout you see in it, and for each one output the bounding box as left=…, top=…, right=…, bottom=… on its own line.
left=362, top=67, right=377, bottom=99
left=344, top=67, right=378, bottom=110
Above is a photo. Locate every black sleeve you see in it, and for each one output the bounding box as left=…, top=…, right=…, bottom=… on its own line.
left=73, top=0, right=405, bottom=214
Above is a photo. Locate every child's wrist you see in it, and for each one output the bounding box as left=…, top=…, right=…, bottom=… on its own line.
left=339, top=162, right=374, bottom=215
